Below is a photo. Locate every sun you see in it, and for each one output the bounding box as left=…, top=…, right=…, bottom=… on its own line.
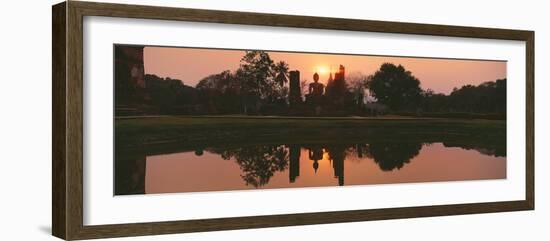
left=316, top=66, right=329, bottom=74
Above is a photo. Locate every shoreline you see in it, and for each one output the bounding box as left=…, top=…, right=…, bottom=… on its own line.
left=115, top=114, right=505, bottom=122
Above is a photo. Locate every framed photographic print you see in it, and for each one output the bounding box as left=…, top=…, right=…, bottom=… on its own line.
left=52, top=1, right=534, bottom=240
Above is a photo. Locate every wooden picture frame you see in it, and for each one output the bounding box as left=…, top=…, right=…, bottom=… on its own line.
left=52, top=1, right=534, bottom=240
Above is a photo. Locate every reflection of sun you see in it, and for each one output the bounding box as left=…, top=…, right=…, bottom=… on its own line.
left=322, top=149, right=331, bottom=161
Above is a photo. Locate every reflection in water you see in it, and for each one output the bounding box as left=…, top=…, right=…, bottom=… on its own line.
left=114, top=140, right=506, bottom=195
left=367, top=142, right=422, bottom=171
left=217, top=145, right=289, bottom=188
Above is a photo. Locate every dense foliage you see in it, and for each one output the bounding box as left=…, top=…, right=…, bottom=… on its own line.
left=116, top=51, right=506, bottom=119
left=367, top=63, right=423, bottom=110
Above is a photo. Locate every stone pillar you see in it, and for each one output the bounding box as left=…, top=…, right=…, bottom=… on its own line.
left=289, top=70, right=301, bottom=106
left=115, top=45, right=146, bottom=107
left=116, top=45, right=145, bottom=88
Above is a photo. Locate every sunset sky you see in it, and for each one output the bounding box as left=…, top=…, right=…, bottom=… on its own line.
left=144, top=46, right=506, bottom=95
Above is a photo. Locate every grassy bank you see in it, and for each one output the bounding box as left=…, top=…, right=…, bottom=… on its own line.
left=115, top=116, right=506, bottom=153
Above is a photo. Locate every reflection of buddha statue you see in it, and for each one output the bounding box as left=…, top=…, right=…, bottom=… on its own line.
left=308, top=73, right=325, bottom=97
left=308, top=147, right=323, bottom=173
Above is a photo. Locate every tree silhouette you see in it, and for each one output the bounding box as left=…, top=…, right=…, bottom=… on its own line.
left=238, top=51, right=291, bottom=114
left=195, top=70, right=244, bottom=114
left=274, top=61, right=290, bottom=87
left=366, top=142, right=422, bottom=171
left=144, top=74, right=197, bottom=113
left=420, top=88, right=448, bottom=112
left=214, top=145, right=289, bottom=187
left=347, top=72, right=370, bottom=107
left=300, top=79, right=309, bottom=98
left=114, top=45, right=507, bottom=118
left=448, top=79, right=506, bottom=113
left=367, top=63, right=422, bottom=110
left=239, top=51, right=276, bottom=99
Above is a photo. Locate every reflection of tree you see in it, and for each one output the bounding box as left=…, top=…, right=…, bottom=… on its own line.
left=115, top=138, right=506, bottom=194
left=217, top=145, right=289, bottom=187
left=366, top=142, right=422, bottom=171
left=213, top=142, right=421, bottom=187
left=355, top=144, right=369, bottom=158
left=442, top=142, right=505, bottom=157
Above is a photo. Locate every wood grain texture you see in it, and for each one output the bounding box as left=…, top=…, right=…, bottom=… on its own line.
left=72, top=1, right=533, bottom=40
left=74, top=201, right=531, bottom=240
left=51, top=1, right=535, bottom=240
left=525, top=32, right=535, bottom=209
left=52, top=2, right=67, bottom=239
left=66, top=2, right=85, bottom=240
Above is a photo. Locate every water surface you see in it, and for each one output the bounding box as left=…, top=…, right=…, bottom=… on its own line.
left=114, top=141, right=505, bottom=195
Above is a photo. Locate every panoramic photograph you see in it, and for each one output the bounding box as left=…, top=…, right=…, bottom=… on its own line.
left=114, top=45, right=507, bottom=195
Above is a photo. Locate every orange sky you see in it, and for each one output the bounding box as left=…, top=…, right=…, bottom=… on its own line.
left=144, top=46, right=506, bottom=95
